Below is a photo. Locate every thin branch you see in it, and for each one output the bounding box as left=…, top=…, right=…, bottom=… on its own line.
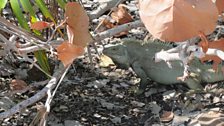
left=93, top=20, right=144, bottom=42
left=88, top=0, right=125, bottom=20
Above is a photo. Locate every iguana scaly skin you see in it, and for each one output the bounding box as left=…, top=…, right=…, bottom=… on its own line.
left=103, top=39, right=224, bottom=92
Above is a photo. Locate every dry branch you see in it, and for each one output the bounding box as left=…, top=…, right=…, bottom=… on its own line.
left=93, top=20, right=144, bottom=42
left=89, top=0, right=125, bottom=20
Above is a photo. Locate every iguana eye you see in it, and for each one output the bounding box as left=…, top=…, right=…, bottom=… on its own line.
left=152, top=56, right=155, bottom=61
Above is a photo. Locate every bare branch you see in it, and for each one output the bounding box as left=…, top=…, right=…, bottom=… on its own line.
left=89, top=0, right=125, bottom=20
left=93, top=20, right=144, bottom=42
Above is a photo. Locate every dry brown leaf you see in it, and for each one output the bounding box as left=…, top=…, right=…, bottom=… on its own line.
left=111, top=4, right=133, bottom=25
left=199, top=31, right=209, bottom=53
left=102, top=19, right=115, bottom=29
left=57, top=41, right=85, bottom=66
left=199, top=38, right=224, bottom=71
left=30, top=21, right=53, bottom=30
left=200, top=55, right=221, bottom=71
left=30, top=102, right=47, bottom=126
left=215, top=0, right=224, bottom=15
left=139, top=0, right=218, bottom=41
left=65, top=2, right=92, bottom=47
left=10, top=79, right=28, bottom=91
left=160, top=111, right=174, bottom=123
left=99, top=54, right=115, bottom=67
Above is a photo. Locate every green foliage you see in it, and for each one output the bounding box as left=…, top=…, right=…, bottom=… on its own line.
left=0, top=0, right=7, bottom=11
left=20, top=0, right=38, bottom=23
left=9, top=0, right=30, bottom=31
left=35, top=0, right=55, bottom=22
left=35, top=0, right=64, bottom=36
left=3, top=0, right=69, bottom=77
left=56, top=0, right=66, bottom=9
left=6, top=0, right=69, bottom=77
left=34, top=50, right=51, bottom=75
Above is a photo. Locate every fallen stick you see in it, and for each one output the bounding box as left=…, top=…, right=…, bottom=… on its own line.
left=88, top=0, right=125, bottom=20
left=93, top=20, right=144, bottom=42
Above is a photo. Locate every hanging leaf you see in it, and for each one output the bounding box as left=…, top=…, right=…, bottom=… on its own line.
left=199, top=38, right=224, bottom=71
left=57, top=2, right=92, bottom=66
left=215, top=0, right=224, bottom=15
left=65, top=2, right=92, bottom=47
left=30, top=21, right=54, bottom=30
left=0, top=0, right=7, bottom=11
left=139, top=0, right=218, bottom=42
left=57, top=41, right=85, bottom=66
left=199, top=31, right=209, bottom=53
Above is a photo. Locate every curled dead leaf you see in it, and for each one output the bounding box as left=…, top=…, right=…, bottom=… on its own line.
left=199, top=38, right=224, bottom=71
left=139, top=0, right=218, bottom=41
left=65, top=2, right=92, bottom=47
left=102, top=19, right=115, bottom=29
left=160, top=111, right=174, bottom=123
left=111, top=4, right=133, bottom=25
left=99, top=54, right=115, bottom=67
left=199, top=31, right=209, bottom=53
left=30, top=21, right=53, bottom=30
left=10, top=79, right=28, bottom=91
left=57, top=41, right=85, bottom=66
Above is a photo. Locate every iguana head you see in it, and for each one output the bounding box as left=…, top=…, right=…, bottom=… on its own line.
left=103, top=44, right=130, bottom=69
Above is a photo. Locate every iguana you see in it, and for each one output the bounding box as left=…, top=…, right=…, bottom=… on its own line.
left=103, top=39, right=224, bottom=92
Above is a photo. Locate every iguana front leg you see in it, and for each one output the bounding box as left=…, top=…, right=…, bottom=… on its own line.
left=132, top=62, right=149, bottom=94
left=185, top=76, right=203, bottom=90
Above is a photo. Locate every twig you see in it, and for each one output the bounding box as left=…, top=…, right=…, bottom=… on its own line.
left=17, top=20, right=144, bottom=53
left=40, top=64, right=70, bottom=125
left=88, top=0, right=125, bottom=20
left=93, top=20, right=144, bottom=42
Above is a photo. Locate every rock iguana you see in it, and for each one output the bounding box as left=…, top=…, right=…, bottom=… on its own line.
left=103, top=39, right=224, bottom=92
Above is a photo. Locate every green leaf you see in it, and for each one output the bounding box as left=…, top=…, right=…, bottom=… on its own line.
left=56, top=0, right=66, bottom=9
left=35, top=0, right=64, bottom=36
left=0, top=0, right=7, bottom=11
left=9, top=0, right=30, bottom=31
left=20, top=0, right=38, bottom=23
left=34, top=50, right=51, bottom=76
left=20, top=0, right=42, bottom=35
left=10, top=0, right=51, bottom=77
left=35, top=0, right=55, bottom=22
left=20, top=0, right=51, bottom=76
